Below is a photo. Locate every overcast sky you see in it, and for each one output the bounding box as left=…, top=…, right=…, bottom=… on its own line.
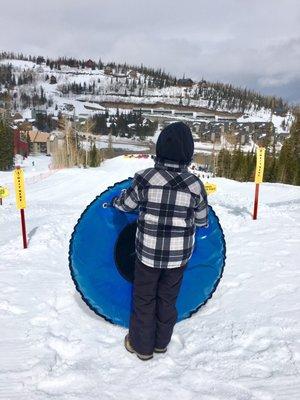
left=1, top=0, right=299, bottom=103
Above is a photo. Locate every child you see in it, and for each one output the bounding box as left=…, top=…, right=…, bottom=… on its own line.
left=113, top=122, right=208, bottom=361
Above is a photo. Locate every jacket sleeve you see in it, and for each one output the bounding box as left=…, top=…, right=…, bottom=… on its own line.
left=194, top=181, right=208, bottom=227
left=113, top=174, right=140, bottom=212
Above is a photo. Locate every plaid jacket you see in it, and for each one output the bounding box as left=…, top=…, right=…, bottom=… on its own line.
left=113, top=159, right=208, bottom=268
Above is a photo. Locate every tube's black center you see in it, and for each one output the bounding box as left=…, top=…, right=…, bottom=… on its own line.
left=115, top=222, right=137, bottom=282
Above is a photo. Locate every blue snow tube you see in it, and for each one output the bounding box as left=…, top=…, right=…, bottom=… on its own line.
left=69, top=179, right=226, bottom=327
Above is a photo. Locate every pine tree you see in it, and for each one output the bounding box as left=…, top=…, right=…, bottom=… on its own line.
left=277, top=137, right=295, bottom=184
left=26, top=132, right=31, bottom=155
left=243, top=151, right=255, bottom=181
left=278, top=114, right=300, bottom=185
left=0, top=116, right=14, bottom=170
left=89, top=142, right=98, bottom=167
left=230, top=149, right=244, bottom=180
left=264, top=149, right=278, bottom=183
left=268, top=157, right=278, bottom=182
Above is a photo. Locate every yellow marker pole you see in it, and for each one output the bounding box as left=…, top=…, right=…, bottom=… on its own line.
left=204, top=182, right=217, bottom=195
left=14, top=166, right=28, bottom=248
left=253, top=147, right=266, bottom=220
left=0, top=186, right=9, bottom=205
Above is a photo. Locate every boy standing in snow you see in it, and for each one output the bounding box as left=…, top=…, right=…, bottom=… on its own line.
left=113, top=122, right=208, bottom=360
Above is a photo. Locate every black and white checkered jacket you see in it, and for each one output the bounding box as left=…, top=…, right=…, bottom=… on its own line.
left=113, top=159, right=208, bottom=268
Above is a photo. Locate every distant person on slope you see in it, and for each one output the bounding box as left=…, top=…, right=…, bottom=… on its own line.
left=113, top=122, right=208, bottom=361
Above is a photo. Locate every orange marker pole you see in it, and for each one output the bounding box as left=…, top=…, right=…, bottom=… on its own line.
left=20, top=208, right=28, bottom=249
left=252, top=183, right=260, bottom=220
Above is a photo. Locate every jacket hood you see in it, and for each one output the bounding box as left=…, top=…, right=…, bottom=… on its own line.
left=155, top=122, right=194, bottom=164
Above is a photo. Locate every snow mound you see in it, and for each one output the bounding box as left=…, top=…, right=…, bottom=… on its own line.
left=0, top=155, right=299, bottom=400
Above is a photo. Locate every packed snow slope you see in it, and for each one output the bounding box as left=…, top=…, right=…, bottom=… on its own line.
left=0, top=155, right=299, bottom=400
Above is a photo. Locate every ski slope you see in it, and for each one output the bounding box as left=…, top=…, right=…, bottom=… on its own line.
left=0, top=155, right=299, bottom=400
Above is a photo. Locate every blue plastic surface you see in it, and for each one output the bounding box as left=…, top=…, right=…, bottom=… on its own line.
left=69, top=179, right=226, bottom=327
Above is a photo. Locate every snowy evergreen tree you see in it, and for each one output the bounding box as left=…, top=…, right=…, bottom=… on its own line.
left=277, top=114, right=300, bottom=185
left=0, top=116, right=14, bottom=171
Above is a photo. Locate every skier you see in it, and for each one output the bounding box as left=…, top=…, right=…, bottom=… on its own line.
left=113, top=122, right=208, bottom=360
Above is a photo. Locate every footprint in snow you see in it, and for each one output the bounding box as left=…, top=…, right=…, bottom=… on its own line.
left=217, top=280, right=241, bottom=297
left=238, top=327, right=272, bottom=353
left=199, top=302, right=220, bottom=316
left=170, top=334, right=185, bottom=351
left=260, top=284, right=298, bottom=300
left=238, top=362, right=273, bottom=379
left=0, top=300, right=27, bottom=315
left=236, top=272, right=253, bottom=281
left=47, top=335, right=82, bottom=359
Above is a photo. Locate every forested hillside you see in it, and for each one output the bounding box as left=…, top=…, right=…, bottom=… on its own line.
left=0, top=51, right=289, bottom=114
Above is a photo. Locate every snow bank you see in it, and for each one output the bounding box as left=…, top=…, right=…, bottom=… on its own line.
left=0, top=155, right=299, bottom=400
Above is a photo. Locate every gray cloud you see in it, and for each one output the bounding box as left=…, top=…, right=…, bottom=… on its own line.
left=1, top=0, right=300, bottom=102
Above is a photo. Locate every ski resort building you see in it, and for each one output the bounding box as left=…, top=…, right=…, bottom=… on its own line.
left=28, top=131, right=50, bottom=155
left=177, top=78, right=194, bottom=87
left=13, top=129, right=29, bottom=157
left=85, top=59, right=96, bottom=69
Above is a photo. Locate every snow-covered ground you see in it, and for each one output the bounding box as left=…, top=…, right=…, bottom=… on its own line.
left=0, top=155, right=299, bottom=400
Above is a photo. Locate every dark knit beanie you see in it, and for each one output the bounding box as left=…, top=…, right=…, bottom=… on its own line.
left=156, top=122, right=194, bottom=164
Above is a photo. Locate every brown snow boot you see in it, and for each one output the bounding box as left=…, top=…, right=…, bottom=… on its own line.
left=154, top=347, right=167, bottom=354
left=124, top=334, right=153, bottom=361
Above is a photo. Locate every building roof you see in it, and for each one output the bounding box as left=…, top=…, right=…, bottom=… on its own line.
left=178, top=78, right=194, bottom=86
left=13, top=112, right=23, bottom=120
left=28, top=131, right=50, bottom=143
